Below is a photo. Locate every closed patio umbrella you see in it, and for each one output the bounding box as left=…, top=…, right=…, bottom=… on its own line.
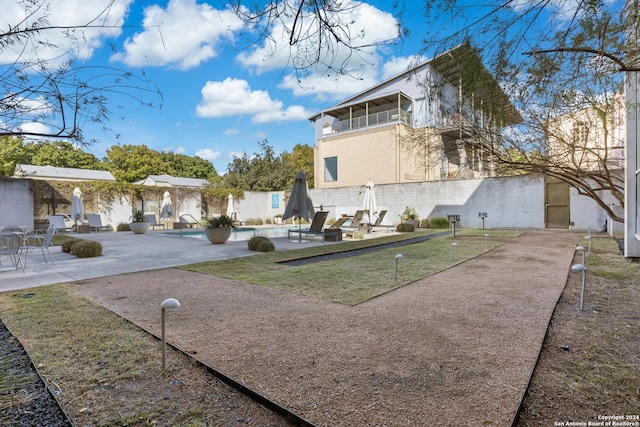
left=70, top=187, right=84, bottom=231
left=226, top=194, right=234, bottom=218
left=160, top=191, right=174, bottom=219
left=283, top=172, right=315, bottom=242
left=362, top=180, right=377, bottom=226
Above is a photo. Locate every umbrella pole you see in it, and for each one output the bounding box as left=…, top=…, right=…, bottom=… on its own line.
left=298, top=217, right=301, bottom=243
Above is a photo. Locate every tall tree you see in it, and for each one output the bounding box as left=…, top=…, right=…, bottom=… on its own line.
left=408, top=1, right=636, bottom=222
left=104, top=144, right=175, bottom=182
left=222, top=140, right=296, bottom=191
left=0, top=0, right=162, bottom=144
left=159, top=152, right=219, bottom=180
left=30, top=141, right=101, bottom=169
left=283, top=143, right=314, bottom=187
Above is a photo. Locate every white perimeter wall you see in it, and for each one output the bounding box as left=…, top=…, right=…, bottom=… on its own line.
left=2, top=175, right=613, bottom=236
left=0, top=179, right=34, bottom=228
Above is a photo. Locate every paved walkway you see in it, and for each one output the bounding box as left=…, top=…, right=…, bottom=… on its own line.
left=0, top=227, right=344, bottom=291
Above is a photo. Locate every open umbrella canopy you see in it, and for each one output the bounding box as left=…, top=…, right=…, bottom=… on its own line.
left=160, top=191, right=174, bottom=219
left=362, top=180, right=377, bottom=224
left=283, top=172, right=315, bottom=223
left=70, top=187, right=84, bottom=222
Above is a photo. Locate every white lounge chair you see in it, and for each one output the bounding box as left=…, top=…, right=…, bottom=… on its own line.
left=87, top=214, right=111, bottom=232
left=48, top=215, right=72, bottom=233
left=144, top=213, right=165, bottom=230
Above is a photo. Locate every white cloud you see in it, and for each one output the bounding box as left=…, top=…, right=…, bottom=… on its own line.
left=2, top=0, right=131, bottom=66
left=195, top=148, right=220, bottom=161
left=380, top=56, right=419, bottom=80
left=111, top=0, right=244, bottom=70
left=236, top=0, right=399, bottom=76
left=18, top=122, right=52, bottom=140
left=195, top=78, right=313, bottom=123
left=223, top=128, right=239, bottom=135
left=174, top=146, right=187, bottom=154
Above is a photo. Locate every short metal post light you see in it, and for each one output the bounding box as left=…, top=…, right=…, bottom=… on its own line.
left=161, top=298, right=181, bottom=372
left=576, top=245, right=585, bottom=265
left=571, top=264, right=587, bottom=311
left=484, top=234, right=490, bottom=251
left=584, top=235, right=592, bottom=256
left=395, top=254, right=404, bottom=281
left=450, top=242, right=458, bottom=261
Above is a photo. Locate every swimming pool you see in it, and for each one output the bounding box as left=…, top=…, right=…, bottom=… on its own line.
left=167, top=226, right=291, bottom=241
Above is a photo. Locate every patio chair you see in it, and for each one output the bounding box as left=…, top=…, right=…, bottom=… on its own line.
left=144, top=213, right=165, bottom=230
left=87, top=214, right=111, bottom=232
left=48, top=215, right=72, bottom=233
left=340, top=210, right=366, bottom=237
left=19, top=226, right=56, bottom=269
left=371, top=210, right=392, bottom=232
left=288, top=211, right=329, bottom=242
left=0, top=232, right=23, bottom=271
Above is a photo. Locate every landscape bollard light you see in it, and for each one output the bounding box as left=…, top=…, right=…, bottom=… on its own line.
left=450, top=242, right=458, bottom=261
left=571, top=264, right=587, bottom=311
left=584, top=235, right=592, bottom=256
left=576, top=245, right=585, bottom=265
left=586, top=226, right=591, bottom=238
left=395, top=254, right=404, bottom=281
left=484, top=234, right=490, bottom=251
left=161, top=298, right=181, bottom=372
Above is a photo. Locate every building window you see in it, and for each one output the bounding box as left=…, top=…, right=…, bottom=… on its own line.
left=324, top=157, right=337, bottom=182
left=572, top=121, right=589, bottom=146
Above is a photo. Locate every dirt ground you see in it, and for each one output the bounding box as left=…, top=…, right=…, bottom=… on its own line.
left=73, top=231, right=579, bottom=427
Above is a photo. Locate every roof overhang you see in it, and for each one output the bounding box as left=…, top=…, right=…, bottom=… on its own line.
left=430, top=43, right=523, bottom=126
left=310, top=92, right=413, bottom=121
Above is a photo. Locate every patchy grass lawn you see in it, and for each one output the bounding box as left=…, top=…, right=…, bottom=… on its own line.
left=180, top=229, right=507, bottom=305
left=0, top=285, right=294, bottom=426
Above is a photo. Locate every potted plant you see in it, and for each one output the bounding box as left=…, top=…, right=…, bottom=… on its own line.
left=203, top=214, right=237, bottom=244
left=401, top=206, right=420, bottom=227
left=129, top=209, right=150, bottom=234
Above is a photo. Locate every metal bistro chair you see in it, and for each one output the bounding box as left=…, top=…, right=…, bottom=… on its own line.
left=0, top=232, right=24, bottom=271
left=19, top=226, right=56, bottom=269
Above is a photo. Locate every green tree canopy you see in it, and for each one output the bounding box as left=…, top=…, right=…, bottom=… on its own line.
left=0, top=138, right=102, bottom=176
left=30, top=141, right=101, bottom=169
left=221, top=140, right=313, bottom=191
left=283, top=143, right=314, bottom=188
left=104, top=144, right=175, bottom=182
left=159, top=152, right=218, bottom=180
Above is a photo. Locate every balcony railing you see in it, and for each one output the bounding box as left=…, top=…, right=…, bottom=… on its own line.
left=324, top=108, right=412, bottom=135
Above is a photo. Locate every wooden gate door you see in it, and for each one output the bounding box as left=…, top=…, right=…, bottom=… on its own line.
left=545, top=178, right=570, bottom=228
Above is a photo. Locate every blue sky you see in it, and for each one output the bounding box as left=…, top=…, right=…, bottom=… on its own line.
left=4, top=0, right=437, bottom=173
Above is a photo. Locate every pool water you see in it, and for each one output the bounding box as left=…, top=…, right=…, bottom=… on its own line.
left=170, top=226, right=291, bottom=241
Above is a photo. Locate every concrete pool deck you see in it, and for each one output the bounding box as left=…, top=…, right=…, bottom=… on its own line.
left=0, top=226, right=392, bottom=292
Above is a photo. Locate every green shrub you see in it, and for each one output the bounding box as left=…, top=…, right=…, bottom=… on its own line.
left=60, top=237, right=82, bottom=253
left=247, top=236, right=274, bottom=252
left=420, top=218, right=431, bottom=228
left=429, top=217, right=450, bottom=229
left=256, top=239, right=275, bottom=252
left=117, top=222, right=130, bottom=232
left=71, top=240, right=103, bottom=258
left=396, top=223, right=415, bottom=232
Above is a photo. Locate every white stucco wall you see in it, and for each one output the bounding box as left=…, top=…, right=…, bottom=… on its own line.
left=1, top=176, right=615, bottom=236
left=0, top=179, right=34, bottom=228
